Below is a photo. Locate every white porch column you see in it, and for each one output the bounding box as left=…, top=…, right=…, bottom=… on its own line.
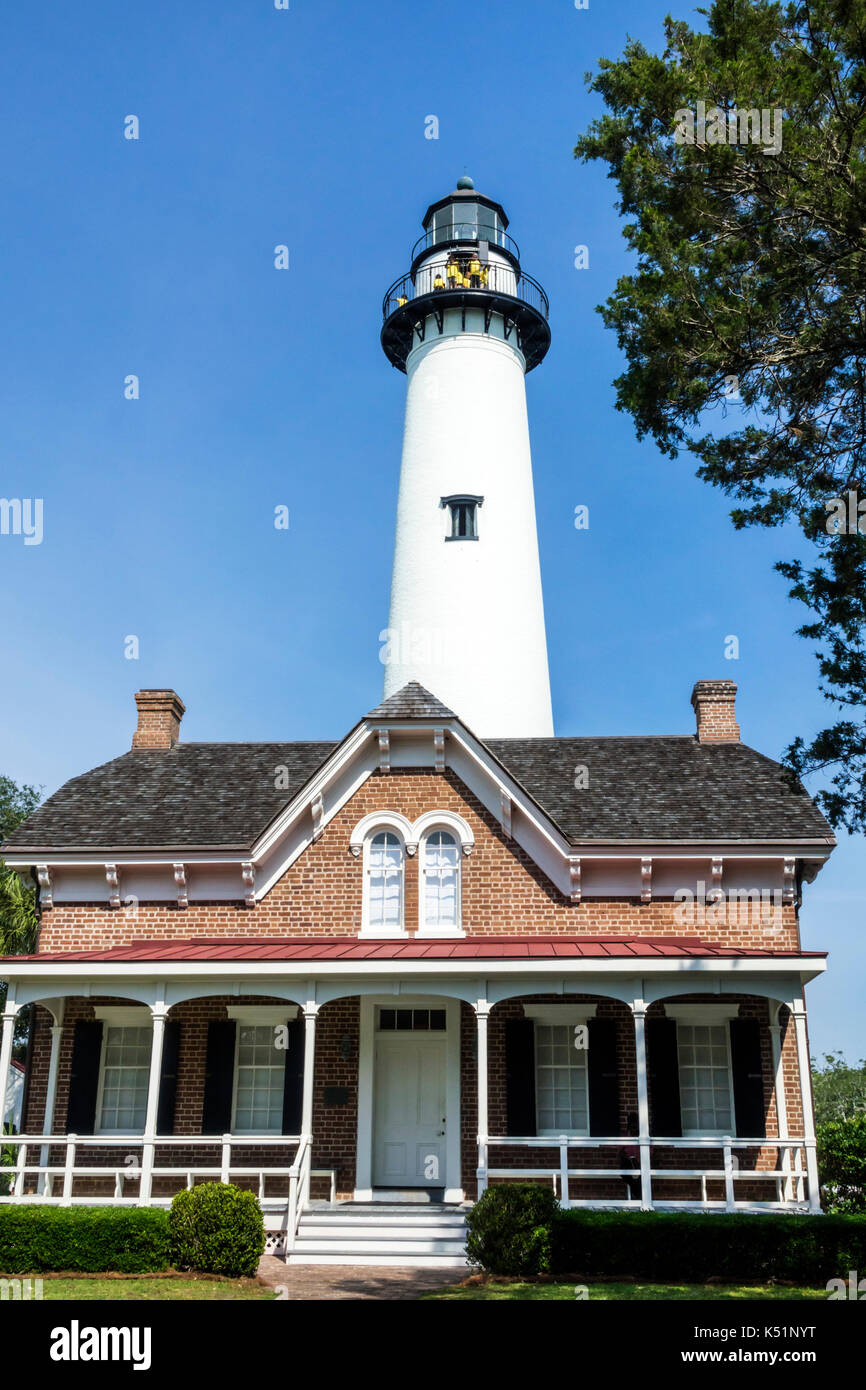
left=0, top=991, right=20, bottom=1132
left=300, top=1004, right=318, bottom=1208
left=138, top=1002, right=168, bottom=1205
left=475, top=1002, right=490, bottom=1197
left=791, top=999, right=822, bottom=1212
left=39, top=1002, right=66, bottom=1195
left=631, top=1002, right=652, bottom=1211
left=769, top=1007, right=792, bottom=1203
left=301, top=1004, right=318, bottom=1138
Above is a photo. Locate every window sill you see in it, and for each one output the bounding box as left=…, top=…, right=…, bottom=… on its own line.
left=416, top=928, right=466, bottom=939
left=358, top=929, right=410, bottom=940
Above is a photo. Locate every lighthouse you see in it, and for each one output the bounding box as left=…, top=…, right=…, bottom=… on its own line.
left=380, top=177, right=554, bottom=738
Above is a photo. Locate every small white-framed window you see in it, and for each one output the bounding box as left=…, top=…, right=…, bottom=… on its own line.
left=95, top=1024, right=152, bottom=1135
left=365, top=829, right=405, bottom=933
left=676, top=1023, right=735, bottom=1137
left=421, top=829, right=460, bottom=931
left=533, top=1022, right=589, bottom=1137
left=232, top=1024, right=287, bottom=1135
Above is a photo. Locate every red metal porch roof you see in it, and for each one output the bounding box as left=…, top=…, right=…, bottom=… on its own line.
left=4, top=935, right=827, bottom=965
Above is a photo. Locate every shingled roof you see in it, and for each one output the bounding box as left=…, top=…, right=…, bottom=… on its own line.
left=4, top=742, right=336, bottom=851
left=2, top=718, right=831, bottom=854
left=365, top=682, right=456, bottom=720
left=486, top=736, right=831, bottom=843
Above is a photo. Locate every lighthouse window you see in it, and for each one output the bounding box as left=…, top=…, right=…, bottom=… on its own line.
left=442, top=494, right=483, bottom=542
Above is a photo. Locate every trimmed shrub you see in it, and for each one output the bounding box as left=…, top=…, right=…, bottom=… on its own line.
left=818, top=1114, right=866, bottom=1213
left=465, top=1183, right=559, bottom=1275
left=0, top=1205, right=170, bottom=1274
left=169, top=1182, right=265, bottom=1278
left=550, top=1210, right=866, bottom=1283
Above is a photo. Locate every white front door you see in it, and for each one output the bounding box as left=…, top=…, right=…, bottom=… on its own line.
left=373, top=1033, right=447, bottom=1187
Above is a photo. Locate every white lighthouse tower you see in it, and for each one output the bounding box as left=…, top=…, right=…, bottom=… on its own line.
left=381, top=177, right=554, bottom=737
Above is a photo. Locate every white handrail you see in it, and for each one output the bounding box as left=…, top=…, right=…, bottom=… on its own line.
left=480, top=1135, right=812, bottom=1210
left=286, top=1134, right=312, bottom=1251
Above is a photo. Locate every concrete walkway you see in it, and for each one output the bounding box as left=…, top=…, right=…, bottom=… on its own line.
left=257, top=1254, right=463, bottom=1301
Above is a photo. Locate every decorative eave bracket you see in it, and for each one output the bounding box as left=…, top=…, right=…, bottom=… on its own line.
left=173, top=862, right=188, bottom=910
left=640, top=857, right=652, bottom=904
left=36, top=864, right=53, bottom=912
left=569, top=856, right=582, bottom=904
left=241, top=861, right=256, bottom=908
left=105, top=863, right=120, bottom=910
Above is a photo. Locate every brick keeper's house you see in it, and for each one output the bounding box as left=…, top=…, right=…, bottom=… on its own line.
left=0, top=180, right=835, bottom=1265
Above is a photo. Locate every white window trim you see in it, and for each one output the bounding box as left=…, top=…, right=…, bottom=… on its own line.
left=664, top=1005, right=741, bottom=1024
left=533, top=1017, right=591, bottom=1139
left=358, top=825, right=408, bottom=939
left=230, top=1021, right=288, bottom=1137
left=94, top=1014, right=153, bottom=1137
left=523, top=1005, right=597, bottom=1024
left=417, top=822, right=465, bottom=937
left=349, top=811, right=416, bottom=857
left=226, top=1006, right=298, bottom=1025
left=93, top=1006, right=152, bottom=1028
left=674, top=1018, right=738, bottom=1139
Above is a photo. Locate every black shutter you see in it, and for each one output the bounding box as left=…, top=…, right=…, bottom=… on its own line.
left=201, top=1021, right=236, bottom=1134
left=729, top=1018, right=766, bottom=1138
left=67, top=1020, right=103, bottom=1134
left=281, top=1018, right=305, bottom=1135
left=156, top=1021, right=181, bottom=1136
left=646, top=1018, right=681, bottom=1137
left=587, top=1018, right=619, bottom=1136
left=505, top=1018, right=536, bottom=1137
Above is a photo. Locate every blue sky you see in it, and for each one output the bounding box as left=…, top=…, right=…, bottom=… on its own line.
left=0, top=0, right=860, bottom=1059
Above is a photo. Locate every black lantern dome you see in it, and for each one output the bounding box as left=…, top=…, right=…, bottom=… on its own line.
left=381, top=178, right=550, bottom=374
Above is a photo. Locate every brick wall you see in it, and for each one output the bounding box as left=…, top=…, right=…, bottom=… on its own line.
left=35, top=769, right=802, bottom=952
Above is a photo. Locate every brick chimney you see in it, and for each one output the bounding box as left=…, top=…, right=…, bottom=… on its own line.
left=691, top=680, right=740, bottom=743
left=132, top=689, right=185, bottom=750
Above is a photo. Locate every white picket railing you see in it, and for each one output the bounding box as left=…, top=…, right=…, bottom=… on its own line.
left=477, top=1135, right=814, bottom=1211
left=0, top=1132, right=304, bottom=1207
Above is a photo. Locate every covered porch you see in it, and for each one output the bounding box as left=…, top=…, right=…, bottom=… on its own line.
left=0, top=936, right=825, bottom=1257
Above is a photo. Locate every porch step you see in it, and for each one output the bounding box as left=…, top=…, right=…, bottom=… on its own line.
left=288, top=1202, right=469, bottom=1268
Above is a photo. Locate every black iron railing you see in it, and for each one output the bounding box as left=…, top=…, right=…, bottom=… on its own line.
left=383, top=260, right=549, bottom=321
left=411, top=224, right=520, bottom=263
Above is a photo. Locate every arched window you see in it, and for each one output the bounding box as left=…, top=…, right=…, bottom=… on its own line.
left=366, top=830, right=404, bottom=931
left=422, top=829, right=460, bottom=930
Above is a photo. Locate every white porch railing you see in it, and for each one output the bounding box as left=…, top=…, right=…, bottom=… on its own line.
left=477, top=1136, right=814, bottom=1211
left=0, top=1132, right=304, bottom=1208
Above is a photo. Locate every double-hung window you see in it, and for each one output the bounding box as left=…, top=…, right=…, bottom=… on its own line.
left=676, top=1022, right=735, bottom=1136
left=533, top=1022, right=589, bottom=1136
left=365, top=830, right=404, bottom=933
left=421, top=829, right=460, bottom=931
left=232, top=1023, right=287, bottom=1135
left=96, top=1024, right=152, bottom=1135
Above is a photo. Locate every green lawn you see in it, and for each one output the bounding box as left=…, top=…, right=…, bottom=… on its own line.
left=33, top=1276, right=274, bottom=1301
left=423, top=1280, right=828, bottom=1301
